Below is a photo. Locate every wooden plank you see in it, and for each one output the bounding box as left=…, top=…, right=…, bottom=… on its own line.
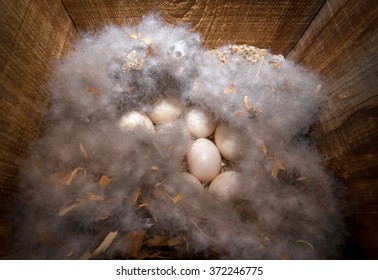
left=290, top=0, right=378, bottom=259
left=0, top=0, right=79, bottom=259
left=62, top=0, right=325, bottom=55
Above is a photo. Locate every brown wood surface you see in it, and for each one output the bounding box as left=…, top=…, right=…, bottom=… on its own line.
left=0, top=0, right=79, bottom=259
left=0, top=0, right=377, bottom=259
left=290, top=0, right=378, bottom=259
left=62, top=0, right=326, bottom=55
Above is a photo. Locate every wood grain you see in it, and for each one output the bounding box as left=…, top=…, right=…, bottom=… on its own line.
left=290, top=0, right=378, bottom=259
left=62, top=0, right=326, bottom=55
left=0, top=0, right=79, bottom=259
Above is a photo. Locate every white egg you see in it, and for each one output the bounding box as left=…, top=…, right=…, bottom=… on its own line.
left=118, top=111, right=155, bottom=135
left=214, top=123, right=244, bottom=161
left=186, top=138, right=221, bottom=182
left=148, top=96, right=184, bottom=124
left=185, top=105, right=217, bottom=138
left=208, top=171, right=243, bottom=201
left=174, top=172, right=203, bottom=190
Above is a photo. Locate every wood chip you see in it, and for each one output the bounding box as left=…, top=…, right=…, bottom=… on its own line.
left=296, top=176, right=306, bottom=181
left=129, top=33, right=138, bottom=39
left=146, top=44, right=152, bottom=58
left=95, top=215, right=109, bottom=220
left=99, top=175, right=111, bottom=188
left=296, top=240, right=315, bottom=251
left=53, top=167, right=87, bottom=186
left=79, top=143, right=88, bottom=159
left=66, top=250, right=74, bottom=258
left=256, top=55, right=265, bottom=77
left=126, top=230, right=146, bottom=258
left=244, top=95, right=250, bottom=111
left=223, top=83, right=236, bottom=94
left=58, top=199, right=85, bottom=217
left=167, top=235, right=185, bottom=247
left=278, top=252, right=290, bottom=260
left=192, top=222, right=217, bottom=241
left=85, top=86, right=100, bottom=96
left=172, top=193, right=184, bottom=204
left=79, top=251, right=92, bottom=260
left=143, top=37, right=152, bottom=45
left=86, top=192, right=104, bottom=201
left=92, top=231, right=118, bottom=257
left=315, top=84, right=322, bottom=94
left=151, top=165, right=159, bottom=171
left=234, top=111, right=246, bottom=117
left=145, top=235, right=168, bottom=247
left=137, top=250, right=162, bottom=260
left=261, top=143, right=268, bottom=155
left=132, top=187, right=140, bottom=204
left=275, top=158, right=285, bottom=170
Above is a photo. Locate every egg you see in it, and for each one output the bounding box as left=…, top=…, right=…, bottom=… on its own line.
left=174, top=172, right=203, bottom=190
left=186, top=138, right=221, bottom=182
left=214, top=122, right=244, bottom=161
left=208, top=171, right=243, bottom=201
left=185, top=105, right=217, bottom=138
left=148, top=96, right=184, bottom=124
left=118, top=111, right=155, bottom=135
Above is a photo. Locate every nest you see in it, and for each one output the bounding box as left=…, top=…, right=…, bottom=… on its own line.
left=16, top=16, right=344, bottom=260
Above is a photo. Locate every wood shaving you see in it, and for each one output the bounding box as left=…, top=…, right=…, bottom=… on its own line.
left=86, top=192, right=104, bottom=201
left=315, top=84, right=322, bottom=94
left=95, top=215, right=109, bottom=220
left=99, top=175, right=111, bottom=188
left=256, top=55, right=265, bottom=77
left=146, top=44, right=152, bottom=58
left=167, top=235, right=185, bottom=247
left=151, top=165, right=159, bottom=171
left=193, top=222, right=217, bottom=241
left=296, top=176, right=306, bottom=181
left=92, top=231, right=118, bottom=257
left=261, top=143, right=268, bottom=155
left=66, top=249, right=73, bottom=258
left=79, top=251, right=92, bottom=260
left=126, top=230, right=146, bottom=258
left=234, top=111, right=246, bottom=117
left=278, top=252, right=290, bottom=260
left=223, top=83, right=236, bottom=94
left=244, top=95, right=251, bottom=111
left=85, top=86, right=100, bottom=96
left=143, top=38, right=152, bottom=45
left=132, top=187, right=140, bottom=204
left=129, top=33, right=138, bottom=39
left=145, top=235, right=168, bottom=247
left=58, top=199, right=85, bottom=217
left=137, top=250, right=162, bottom=260
left=79, top=143, right=88, bottom=159
left=53, top=167, right=87, bottom=186
left=172, top=193, right=184, bottom=204
left=296, top=240, right=315, bottom=251
left=275, top=157, right=285, bottom=170
left=271, top=157, right=285, bottom=179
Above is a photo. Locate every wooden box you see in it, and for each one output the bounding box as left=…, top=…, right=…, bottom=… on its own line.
left=1, top=0, right=377, bottom=259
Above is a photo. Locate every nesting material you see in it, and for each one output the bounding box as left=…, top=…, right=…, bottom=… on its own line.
left=15, top=14, right=345, bottom=259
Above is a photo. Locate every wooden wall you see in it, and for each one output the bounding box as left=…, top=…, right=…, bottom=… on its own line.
left=62, top=0, right=326, bottom=55
left=290, top=0, right=378, bottom=258
left=0, top=0, right=79, bottom=258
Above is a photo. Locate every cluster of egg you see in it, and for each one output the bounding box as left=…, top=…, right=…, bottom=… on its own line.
left=118, top=95, right=243, bottom=201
